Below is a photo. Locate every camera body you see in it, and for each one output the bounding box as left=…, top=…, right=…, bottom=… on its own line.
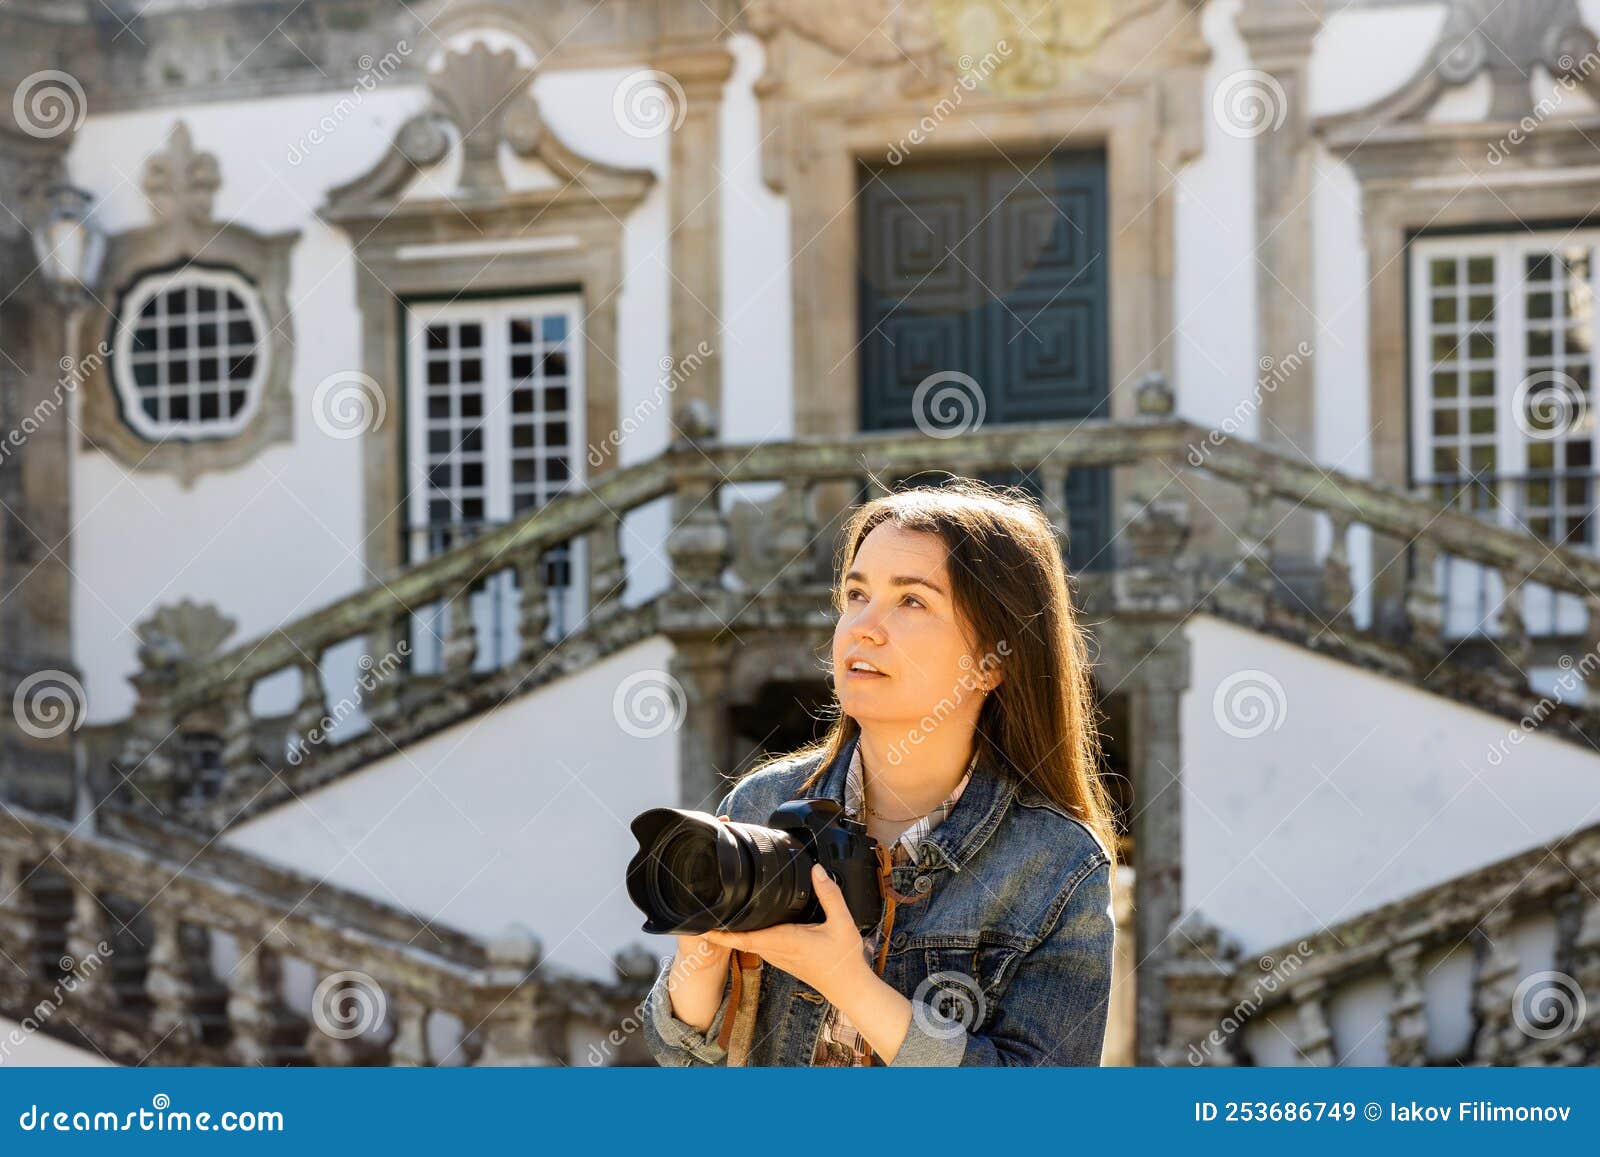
left=626, top=797, right=883, bottom=935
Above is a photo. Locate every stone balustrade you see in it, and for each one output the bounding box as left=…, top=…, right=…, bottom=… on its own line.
left=0, top=808, right=654, bottom=1066
left=105, top=409, right=1600, bottom=833
left=1159, top=819, right=1600, bottom=1066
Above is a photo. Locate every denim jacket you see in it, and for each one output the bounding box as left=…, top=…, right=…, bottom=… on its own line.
left=641, top=732, right=1115, bottom=1066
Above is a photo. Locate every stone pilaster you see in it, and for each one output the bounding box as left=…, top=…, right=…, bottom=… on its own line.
left=1236, top=0, right=1322, bottom=587
left=650, top=44, right=733, bottom=421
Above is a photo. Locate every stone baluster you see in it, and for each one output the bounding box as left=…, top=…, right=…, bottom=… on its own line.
left=587, top=520, right=628, bottom=623
left=388, top=995, right=434, bottom=1066
left=227, top=944, right=292, bottom=1066
left=1237, top=481, right=1278, bottom=611
left=1288, top=977, right=1336, bottom=1065
left=773, top=479, right=817, bottom=589
left=0, top=846, right=37, bottom=998
left=515, top=552, right=552, bottom=662
left=1384, top=941, right=1428, bottom=1065
left=219, top=681, right=259, bottom=792
left=470, top=926, right=564, bottom=1066
left=442, top=585, right=479, bottom=679
left=1491, top=564, right=1533, bottom=678
left=1404, top=538, right=1445, bottom=655
left=146, top=908, right=207, bottom=1047
left=666, top=474, right=731, bottom=598
left=291, top=654, right=327, bottom=759
left=1039, top=462, right=1072, bottom=556
left=1470, top=906, right=1522, bottom=1062
left=117, top=645, right=185, bottom=812
left=1321, top=510, right=1356, bottom=632
left=362, top=611, right=410, bottom=731
left=305, top=969, right=383, bottom=1066
left=63, top=883, right=117, bottom=1012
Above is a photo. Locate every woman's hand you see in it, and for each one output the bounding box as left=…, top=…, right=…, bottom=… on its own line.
left=702, top=863, right=871, bottom=1002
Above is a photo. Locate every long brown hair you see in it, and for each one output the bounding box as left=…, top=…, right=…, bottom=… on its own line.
left=744, top=476, right=1118, bottom=876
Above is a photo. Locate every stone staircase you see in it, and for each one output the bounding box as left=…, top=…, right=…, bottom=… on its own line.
left=0, top=805, right=654, bottom=1066
left=1162, top=816, right=1600, bottom=1066
left=96, top=407, right=1600, bottom=836
left=19, top=401, right=1600, bottom=1066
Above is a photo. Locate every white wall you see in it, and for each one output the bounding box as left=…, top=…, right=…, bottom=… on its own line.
left=223, top=636, right=682, bottom=980
left=1181, top=614, right=1600, bottom=955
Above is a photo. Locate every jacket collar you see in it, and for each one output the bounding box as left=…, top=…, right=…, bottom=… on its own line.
left=799, top=729, right=1016, bottom=873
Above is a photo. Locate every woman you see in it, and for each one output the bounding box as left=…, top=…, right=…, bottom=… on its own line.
left=642, top=478, right=1118, bottom=1066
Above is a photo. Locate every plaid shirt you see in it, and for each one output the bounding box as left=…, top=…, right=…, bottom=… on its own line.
left=811, top=744, right=975, bottom=1066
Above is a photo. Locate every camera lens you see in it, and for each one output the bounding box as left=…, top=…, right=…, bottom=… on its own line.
left=655, top=828, right=722, bottom=921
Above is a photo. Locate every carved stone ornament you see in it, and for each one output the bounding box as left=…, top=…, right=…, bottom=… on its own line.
left=132, top=598, right=238, bottom=670
left=323, top=41, right=654, bottom=209
left=74, top=121, right=300, bottom=487
left=1324, top=0, right=1600, bottom=130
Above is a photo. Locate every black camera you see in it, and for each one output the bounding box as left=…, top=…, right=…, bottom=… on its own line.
left=625, top=798, right=883, bottom=935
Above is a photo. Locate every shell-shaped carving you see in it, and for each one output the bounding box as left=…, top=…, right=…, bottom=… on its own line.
left=134, top=598, right=237, bottom=665
left=428, top=42, right=533, bottom=144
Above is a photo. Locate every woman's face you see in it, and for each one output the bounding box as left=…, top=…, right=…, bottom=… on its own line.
left=832, top=522, right=998, bottom=726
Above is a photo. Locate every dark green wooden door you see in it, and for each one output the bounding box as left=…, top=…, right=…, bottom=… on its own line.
left=857, top=150, right=1110, bottom=570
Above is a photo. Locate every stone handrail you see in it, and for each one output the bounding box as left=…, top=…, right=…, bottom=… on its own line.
left=110, top=414, right=1600, bottom=832
left=0, top=807, right=654, bottom=1066
left=1160, top=819, right=1600, bottom=1066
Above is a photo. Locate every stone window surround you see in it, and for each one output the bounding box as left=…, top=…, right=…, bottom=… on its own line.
left=110, top=263, right=271, bottom=442
left=766, top=91, right=1198, bottom=441
left=322, top=181, right=650, bottom=582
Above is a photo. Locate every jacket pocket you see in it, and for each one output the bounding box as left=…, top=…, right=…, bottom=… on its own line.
left=915, top=939, right=1021, bottom=1035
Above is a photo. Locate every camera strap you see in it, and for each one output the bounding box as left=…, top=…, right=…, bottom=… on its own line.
left=715, top=843, right=929, bottom=1066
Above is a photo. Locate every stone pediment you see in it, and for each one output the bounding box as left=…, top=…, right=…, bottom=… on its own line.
left=322, top=41, right=653, bottom=223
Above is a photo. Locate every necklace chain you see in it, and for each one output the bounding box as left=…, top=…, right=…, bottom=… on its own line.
left=861, top=748, right=979, bottom=823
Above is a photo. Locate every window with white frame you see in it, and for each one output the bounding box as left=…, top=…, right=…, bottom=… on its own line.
left=1410, top=231, right=1598, bottom=636
left=111, top=266, right=269, bottom=439
left=405, top=295, right=586, bottom=670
